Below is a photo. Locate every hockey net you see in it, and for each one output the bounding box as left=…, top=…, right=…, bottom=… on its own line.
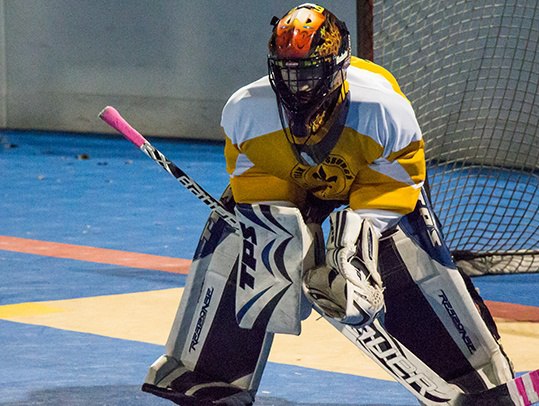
left=357, top=1, right=538, bottom=275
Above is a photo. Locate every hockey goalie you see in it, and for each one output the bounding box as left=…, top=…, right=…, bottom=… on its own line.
left=140, top=3, right=538, bottom=405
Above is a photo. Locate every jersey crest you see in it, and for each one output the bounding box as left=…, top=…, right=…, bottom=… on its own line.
left=291, top=153, right=355, bottom=199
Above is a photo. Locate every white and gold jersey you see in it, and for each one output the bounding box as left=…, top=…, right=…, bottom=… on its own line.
left=221, top=57, right=425, bottom=215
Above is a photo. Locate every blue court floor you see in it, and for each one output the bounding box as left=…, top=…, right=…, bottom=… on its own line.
left=1, top=130, right=538, bottom=405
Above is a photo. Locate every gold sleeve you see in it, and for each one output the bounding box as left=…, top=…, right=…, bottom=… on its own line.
left=349, top=140, right=425, bottom=214
left=224, top=135, right=307, bottom=206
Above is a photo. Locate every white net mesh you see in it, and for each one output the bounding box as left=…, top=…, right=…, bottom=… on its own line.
left=371, top=0, right=538, bottom=274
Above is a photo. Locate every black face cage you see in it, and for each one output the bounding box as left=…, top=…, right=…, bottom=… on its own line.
left=268, top=56, right=341, bottom=114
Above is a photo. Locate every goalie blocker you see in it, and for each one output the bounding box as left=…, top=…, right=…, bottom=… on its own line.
left=143, top=187, right=517, bottom=405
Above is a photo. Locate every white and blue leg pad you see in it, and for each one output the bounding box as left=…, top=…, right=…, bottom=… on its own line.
left=143, top=209, right=273, bottom=404
left=380, top=188, right=514, bottom=392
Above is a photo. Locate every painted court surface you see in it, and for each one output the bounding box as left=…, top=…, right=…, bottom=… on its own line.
left=1, top=131, right=538, bottom=405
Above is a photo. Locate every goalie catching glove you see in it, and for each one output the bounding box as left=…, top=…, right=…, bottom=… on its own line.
left=303, top=209, right=385, bottom=327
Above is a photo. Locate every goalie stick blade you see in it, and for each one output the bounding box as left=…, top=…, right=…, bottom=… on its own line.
left=328, top=314, right=538, bottom=405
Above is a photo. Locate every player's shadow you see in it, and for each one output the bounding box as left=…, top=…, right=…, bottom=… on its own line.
left=0, top=385, right=416, bottom=406
left=0, top=385, right=169, bottom=406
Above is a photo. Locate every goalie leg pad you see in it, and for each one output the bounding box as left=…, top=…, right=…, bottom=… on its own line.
left=234, top=203, right=321, bottom=334
left=144, top=209, right=272, bottom=404
left=379, top=189, right=513, bottom=393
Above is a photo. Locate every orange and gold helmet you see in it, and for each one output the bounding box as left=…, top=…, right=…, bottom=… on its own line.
left=271, top=4, right=328, bottom=59
left=268, top=4, right=351, bottom=118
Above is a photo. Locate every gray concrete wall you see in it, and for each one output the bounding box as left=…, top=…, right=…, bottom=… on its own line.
left=0, top=1, right=6, bottom=128
left=0, top=0, right=356, bottom=140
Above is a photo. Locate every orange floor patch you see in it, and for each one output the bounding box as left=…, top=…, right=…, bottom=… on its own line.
left=0, top=236, right=190, bottom=273
left=2, top=236, right=538, bottom=323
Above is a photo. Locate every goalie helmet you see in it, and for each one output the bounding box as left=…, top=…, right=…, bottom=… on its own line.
left=268, top=3, right=351, bottom=164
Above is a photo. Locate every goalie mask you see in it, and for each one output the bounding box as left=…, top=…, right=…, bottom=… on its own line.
left=268, top=3, right=351, bottom=165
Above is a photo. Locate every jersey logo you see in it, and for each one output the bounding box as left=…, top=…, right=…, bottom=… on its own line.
left=291, top=154, right=354, bottom=199
left=313, top=167, right=338, bottom=183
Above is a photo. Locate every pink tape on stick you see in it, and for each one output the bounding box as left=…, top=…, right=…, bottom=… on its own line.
left=97, top=105, right=239, bottom=229
left=98, top=106, right=147, bottom=148
left=507, top=369, right=539, bottom=406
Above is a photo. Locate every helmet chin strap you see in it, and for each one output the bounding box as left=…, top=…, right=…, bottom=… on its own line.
left=276, top=79, right=349, bottom=166
left=288, top=89, right=339, bottom=138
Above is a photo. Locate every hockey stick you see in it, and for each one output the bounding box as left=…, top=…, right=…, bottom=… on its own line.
left=98, top=106, right=238, bottom=229
left=330, top=317, right=539, bottom=405
left=98, top=106, right=538, bottom=405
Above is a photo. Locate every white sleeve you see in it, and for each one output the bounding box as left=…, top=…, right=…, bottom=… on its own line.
left=352, top=209, right=402, bottom=236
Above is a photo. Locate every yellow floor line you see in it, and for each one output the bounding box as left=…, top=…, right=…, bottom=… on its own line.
left=1, top=289, right=537, bottom=379
left=0, top=302, right=64, bottom=318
